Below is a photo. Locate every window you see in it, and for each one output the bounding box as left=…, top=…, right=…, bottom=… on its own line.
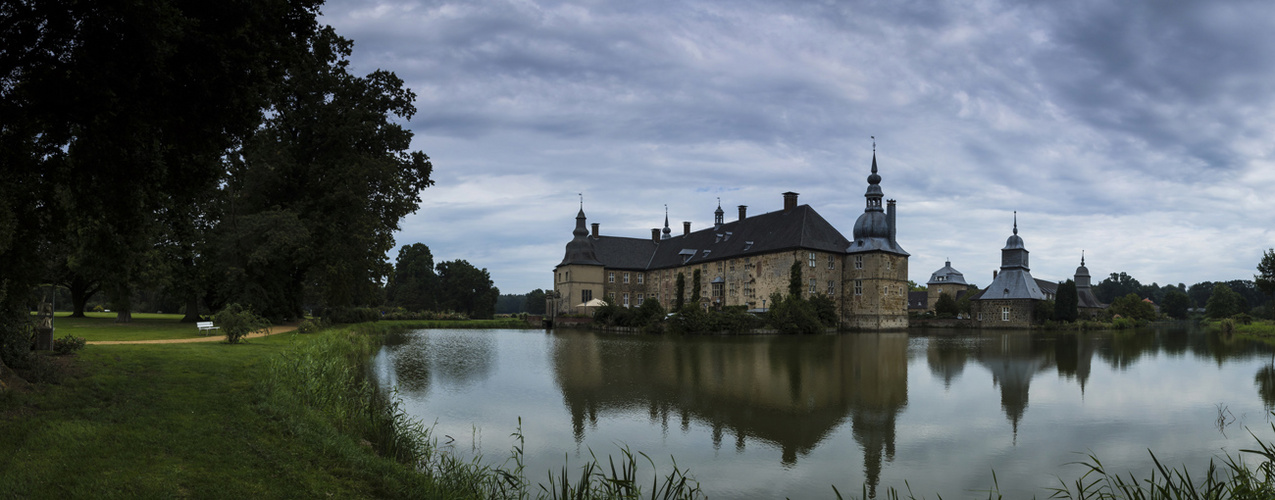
left=828, top=281, right=835, bottom=295
left=828, top=255, right=835, bottom=270
left=809, top=278, right=816, bottom=293
left=854, top=280, right=863, bottom=295
left=730, top=261, right=735, bottom=271
left=1002, top=307, right=1010, bottom=322
left=637, top=294, right=644, bottom=306
left=854, top=255, right=863, bottom=269
left=582, top=290, right=592, bottom=302
left=608, top=292, right=616, bottom=301
left=886, top=259, right=892, bottom=270
left=623, top=272, right=630, bottom=284
left=808, top=252, right=816, bottom=267
left=608, top=272, right=615, bottom=283
left=623, top=293, right=629, bottom=307
left=637, top=273, right=644, bottom=285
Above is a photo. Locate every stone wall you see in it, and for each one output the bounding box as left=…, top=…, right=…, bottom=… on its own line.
left=842, top=252, right=909, bottom=330
left=975, top=299, right=1035, bottom=328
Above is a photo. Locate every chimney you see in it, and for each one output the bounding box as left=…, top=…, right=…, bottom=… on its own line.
left=651, top=228, right=660, bottom=243
left=683, top=221, right=691, bottom=236
left=591, top=223, right=599, bottom=238
left=782, top=192, right=799, bottom=212
left=738, top=205, right=747, bottom=220
left=886, top=199, right=897, bottom=244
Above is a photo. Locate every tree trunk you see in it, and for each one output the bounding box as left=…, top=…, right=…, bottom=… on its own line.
left=180, top=296, right=201, bottom=323
left=67, top=275, right=100, bottom=318
left=109, top=283, right=133, bottom=323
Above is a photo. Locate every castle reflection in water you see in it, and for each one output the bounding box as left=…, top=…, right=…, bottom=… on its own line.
left=377, top=327, right=1275, bottom=498
left=548, top=327, right=1270, bottom=496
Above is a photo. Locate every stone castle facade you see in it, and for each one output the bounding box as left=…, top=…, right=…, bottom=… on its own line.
left=553, top=152, right=909, bottom=330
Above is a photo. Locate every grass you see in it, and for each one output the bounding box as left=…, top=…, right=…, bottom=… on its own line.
left=0, top=333, right=433, bottom=498
left=43, top=312, right=207, bottom=342
left=0, top=321, right=702, bottom=499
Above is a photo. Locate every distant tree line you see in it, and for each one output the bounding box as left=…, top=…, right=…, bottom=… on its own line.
left=1, top=1, right=435, bottom=369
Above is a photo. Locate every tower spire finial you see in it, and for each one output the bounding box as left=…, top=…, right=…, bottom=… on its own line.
left=1013, top=211, right=1018, bottom=235
left=1081, top=250, right=1085, bottom=266
left=579, top=193, right=583, bottom=209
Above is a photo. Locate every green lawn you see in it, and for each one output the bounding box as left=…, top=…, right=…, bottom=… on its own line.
left=0, top=333, right=439, bottom=498
left=47, top=312, right=209, bottom=342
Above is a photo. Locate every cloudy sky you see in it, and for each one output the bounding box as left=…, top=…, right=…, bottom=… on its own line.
left=321, top=0, right=1275, bottom=295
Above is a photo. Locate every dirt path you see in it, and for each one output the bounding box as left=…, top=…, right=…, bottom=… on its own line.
left=87, top=324, right=299, bottom=345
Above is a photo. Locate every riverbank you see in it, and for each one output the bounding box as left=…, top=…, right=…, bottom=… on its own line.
left=0, top=320, right=704, bottom=499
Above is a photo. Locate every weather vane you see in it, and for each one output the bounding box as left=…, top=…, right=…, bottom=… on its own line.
left=871, top=135, right=875, bottom=152
left=578, top=193, right=583, bottom=209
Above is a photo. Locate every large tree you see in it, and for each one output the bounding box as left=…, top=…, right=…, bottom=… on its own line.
left=1095, top=272, right=1144, bottom=304
left=387, top=243, right=438, bottom=312
left=1055, top=279, right=1079, bottom=323
left=216, top=28, right=433, bottom=318
left=1161, top=289, right=1192, bottom=320
left=1206, top=284, right=1245, bottom=319
left=524, top=289, right=547, bottom=315
left=435, top=260, right=499, bottom=319
left=1259, top=249, right=1275, bottom=317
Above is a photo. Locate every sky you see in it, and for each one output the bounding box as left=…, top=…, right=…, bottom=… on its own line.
left=319, top=0, right=1275, bottom=295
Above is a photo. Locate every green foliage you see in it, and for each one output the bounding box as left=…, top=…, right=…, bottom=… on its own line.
left=907, top=280, right=926, bottom=292
left=213, top=303, right=271, bottom=344
left=1161, top=289, right=1192, bottom=319
left=691, top=269, right=702, bottom=306
left=789, top=259, right=802, bottom=299
left=1034, top=299, right=1056, bottom=324
left=51, top=334, right=86, bottom=355
left=957, top=286, right=978, bottom=317
left=934, top=292, right=960, bottom=318
left=1095, top=272, right=1144, bottom=304
left=809, top=294, right=839, bottom=327
left=766, top=292, right=823, bottom=335
left=1258, top=248, right=1275, bottom=316
left=1207, top=283, right=1246, bottom=319
left=321, top=307, right=382, bottom=324
left=675, top=273, right=686, bottom=310
left=524, top=289, right=547, bottom=315
left=434, top=260, right=499, bottom=319
left=1055, top=279, right=1079, bottom=322
left=386, top=243, right=437, bottom=312
left=296, top=318, right=327, bottom=334
left=1109, top=293, right=1157, bottom=322
left=0, top=308, right=33, bottom=369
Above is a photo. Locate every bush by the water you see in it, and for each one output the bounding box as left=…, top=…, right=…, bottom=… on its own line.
left=319, top=307, right=382, bottom=324
left=214, top=303, right=271, bottom=344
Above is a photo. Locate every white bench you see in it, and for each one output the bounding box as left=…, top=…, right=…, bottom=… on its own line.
left=196, top=321, right=220, bottom=336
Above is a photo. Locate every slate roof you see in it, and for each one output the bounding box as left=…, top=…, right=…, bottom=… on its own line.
left=1077, top=288, right=1105, bottom=308
left=571, top=204, right=853, bottom=271
left=1035, top=279, right=1058, bottom=298
left=979, top=269, right=1046, bottom=301
left=908, top=291, right=928, bottom=310
left=927, top=261, right=968, bottom=286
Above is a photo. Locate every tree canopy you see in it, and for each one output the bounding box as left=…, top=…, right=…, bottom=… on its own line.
left=0, top=1, right=434, bottom=364
left=1054, top=279, right=1078, bottom=323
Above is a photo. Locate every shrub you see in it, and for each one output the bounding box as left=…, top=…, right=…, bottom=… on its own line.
left=296, top=318, right=327, bottom=334
left=52, top=334, right=86, bottom=355
left=320, top=307, right=381, bottom=324
left=214, top=303, right=271, bottom=344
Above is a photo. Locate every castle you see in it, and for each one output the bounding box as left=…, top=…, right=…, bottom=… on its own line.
left=553, top=151, right=910, bottom=330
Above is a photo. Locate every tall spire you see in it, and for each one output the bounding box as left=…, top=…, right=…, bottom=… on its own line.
left=864, top=137, right=883, bottom=211
left=1013, top=211, right=1018, bottom=235
left=1081, top=250, right=1085, bottom=267
left=662, top=204, right=671, bottom=239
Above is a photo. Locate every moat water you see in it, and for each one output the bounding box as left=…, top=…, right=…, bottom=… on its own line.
left=370, top=326, right=1275, bottom=498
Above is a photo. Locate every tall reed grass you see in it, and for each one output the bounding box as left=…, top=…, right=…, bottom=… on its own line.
left=260, top=323, right=704, bottom=499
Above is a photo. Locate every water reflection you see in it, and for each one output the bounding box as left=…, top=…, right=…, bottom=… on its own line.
left=552, top=332, right=908, bottom=495
left=376, top=325, right=1275, bottom=499
left=386, top=330, right=498, bottom=397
